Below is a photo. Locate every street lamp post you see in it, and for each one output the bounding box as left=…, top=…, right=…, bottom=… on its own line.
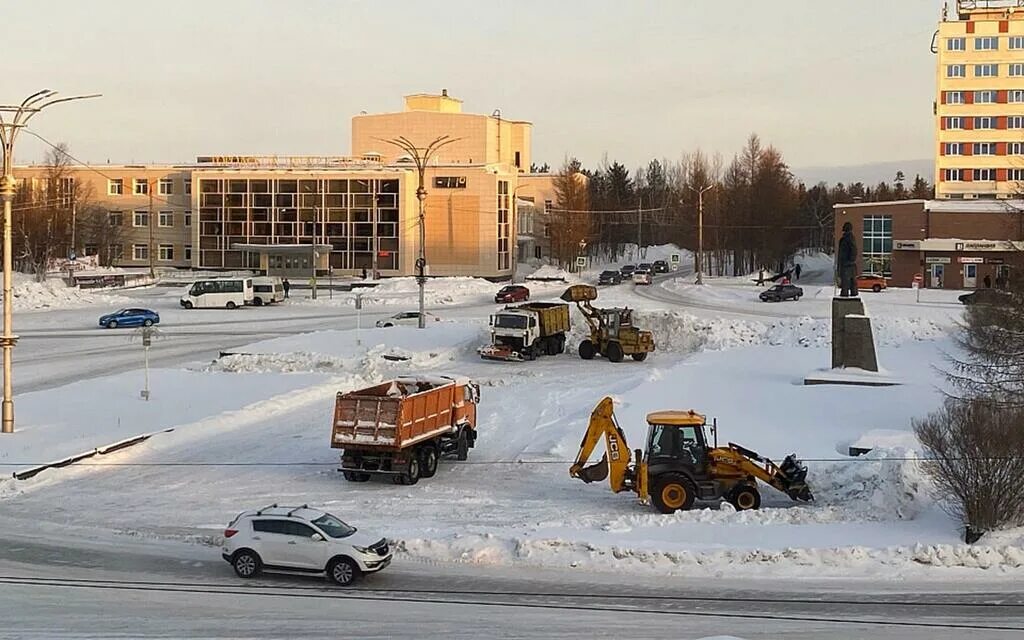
left=376, top=135, right=459, bottom=329
left=688, top=183, right=716, bottom=286
left=0, top=89, right=99, bottom=434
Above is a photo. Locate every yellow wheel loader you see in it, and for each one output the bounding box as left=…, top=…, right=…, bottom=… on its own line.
left=569, top=397, right=813, bottom=513
left=560, top=285, right=655, bottom=363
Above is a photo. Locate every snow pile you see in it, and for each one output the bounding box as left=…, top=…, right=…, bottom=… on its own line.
left=3, top=277, right=128, bottom=311
left=811, top=449, right=931, bottom=521
left=525, top=265, right=571, bottom=281
left=298, top=277, right=498, bottom=306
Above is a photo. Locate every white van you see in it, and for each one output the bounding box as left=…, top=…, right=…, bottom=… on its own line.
left=252, top=276, right=285, bottom=306
left=180, top=278, right=254, bottom=309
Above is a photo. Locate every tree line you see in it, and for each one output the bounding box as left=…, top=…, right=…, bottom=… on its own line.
left=548, top=134, right=934, bottom=272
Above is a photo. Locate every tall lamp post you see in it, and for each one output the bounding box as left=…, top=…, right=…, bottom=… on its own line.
left=688, top=183, right=715, bottom=286
left=376, top=135, right=459, bottom=329
left=0, top=90, right=99, bottom=434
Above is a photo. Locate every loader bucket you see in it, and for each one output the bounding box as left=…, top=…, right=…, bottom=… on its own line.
left=570, top=455, right=609, bottom=484
left=561, top=285, right=598, bottom=303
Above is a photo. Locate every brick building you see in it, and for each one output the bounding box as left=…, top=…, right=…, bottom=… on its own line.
left=833, top=199, right=1023, bottom=289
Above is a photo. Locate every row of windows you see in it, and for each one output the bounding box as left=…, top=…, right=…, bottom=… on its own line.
left=946, top=63, right=1024, bottom=78
left=862, top=215, right=892, bottom=277
left=128, top=243, right=192, bottom=261
left=107, top=178, right=191, bottom=197
left=944, top=89, right=1024, bottom=103
left=109, top=210, right=192, bottom=227
left=947, top=36, right=1024, bottom=51
left=941, top=115, right=1024, bottom=129
left=941, top=168, right=1024, bottom=181
left=941, top=141, right=1024, bottom=154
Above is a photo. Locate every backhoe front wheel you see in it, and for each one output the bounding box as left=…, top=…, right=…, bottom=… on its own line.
left=728, top=485, right=761, bottom=511
left=651, top=474, right=696, bottom=514
left=605, top=341, right=624, bottom=363
left=578, top=339, right=596, bottom=360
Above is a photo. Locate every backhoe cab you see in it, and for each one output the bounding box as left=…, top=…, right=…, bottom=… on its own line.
left=560, top=285, right=655, bottom=363
left=570, top=397, right=813, bottom=514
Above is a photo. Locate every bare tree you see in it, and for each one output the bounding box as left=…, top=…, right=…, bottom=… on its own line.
left=77, top=204, right=124, bottom=267
left=549, top=157, right=591, bottom=269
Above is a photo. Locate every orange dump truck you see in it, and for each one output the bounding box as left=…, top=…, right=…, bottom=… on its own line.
left=331, top=375, right=480, bottom=485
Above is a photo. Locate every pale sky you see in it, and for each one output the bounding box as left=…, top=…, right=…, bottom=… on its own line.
left=7, top=0, right=942, bottom=175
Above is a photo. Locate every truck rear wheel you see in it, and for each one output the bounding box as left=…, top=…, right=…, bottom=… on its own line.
left=578, top=339, right=596, bottom=360
left=398, top=457, right=421, bottom=485
left=651, top=474, right=696, bottom=514
left=606, top=341, right=624, bottom=363
left=546, top=337, right=560, bottom=356
left=456, top=429, right=470, bottom=461
left=419, top=444, right=439, bottom=479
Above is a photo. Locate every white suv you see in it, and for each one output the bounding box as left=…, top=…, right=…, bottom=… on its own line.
left=222, top=504, right=392, bottom=586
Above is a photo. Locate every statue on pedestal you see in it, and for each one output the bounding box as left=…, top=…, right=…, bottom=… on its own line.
left=837, top=221, right=857, bottom=297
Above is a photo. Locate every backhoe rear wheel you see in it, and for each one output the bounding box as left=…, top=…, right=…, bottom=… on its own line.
left=605, top=341, right=624, bottom=363
left=630, top=352, right=648, bottom=362
left=578, top=339, right=596, bottom=360
left=728, top=485, right=761, bottom=511
left=651, top=474, right=696, bottom=514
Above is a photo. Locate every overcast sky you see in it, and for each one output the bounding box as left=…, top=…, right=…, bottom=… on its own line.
left=6, top=0, right=941, bottom=177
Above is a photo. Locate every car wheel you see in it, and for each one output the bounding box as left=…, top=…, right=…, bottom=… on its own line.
left=232, top=549, right=262, bottom=579
left=183, top=301, right=193, bottom=309
left=383, top=323, right=393, bottom=328
left=578, top=339, right=596, bottom=360
left=872, top=284, right=882, bottom=293
left=143, top=319, right=153, bottom=327
left=419, top=444, right=439, bottom=479
left=226, top=301, right=237, bottom=309
left=253, top=297, right=264, bottom=306
left=327, top=556, right=360, bottom=586
left=106, top=320, right=117, bottom=329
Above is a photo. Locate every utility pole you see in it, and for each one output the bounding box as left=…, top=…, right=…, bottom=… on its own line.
left=376, top=135, right=460, bottom=328
left=0, top=89, right=99, bottom=434
left=689, top=184, right=716, bottom=285
left=637, top=197, right=642, bottom=260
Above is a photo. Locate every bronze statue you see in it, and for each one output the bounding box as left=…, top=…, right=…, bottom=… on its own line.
left=837, top=221, right=857, bottom=297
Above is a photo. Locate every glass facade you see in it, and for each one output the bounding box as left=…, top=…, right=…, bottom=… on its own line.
left=497, top=180, right=510, bottom=270
left=862, top=215, right=892, bottom=276
left=197, top=176, right=401, bottom=270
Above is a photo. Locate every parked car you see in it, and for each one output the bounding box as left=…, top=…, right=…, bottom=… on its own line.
left=495, top=285, right=530, bottom=303
left=619, top=264, right=637, bottom=277
left=759, top=283, right=803, bottom=302
left=652, top=260, right=670, bottom=274
left=375, top=311, right=439, bottom=328
left=857, top=274, right=888, bottom=293
left=252, top=276, right=285, bottom=306
left=637, top=263, right=653, bottom=274
left=598, top=270, right=623, bottom=285
left=959, top=288, right=1011, bottom=306
left=98, top=308, right=159, bottom=329
left=222, top=505, right=392, bottom=586
left=633, top=270, right=653, bottom=285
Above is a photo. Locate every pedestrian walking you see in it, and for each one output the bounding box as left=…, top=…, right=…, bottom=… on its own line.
left=756, top=268, right=765, bottom=287
left=984, top=274, right=992, bottom=289
left=282, top=278, right=290, bottom=299
left=794, top=263, right=802, bottom=281
left=362, top=267, right=368, bottom=280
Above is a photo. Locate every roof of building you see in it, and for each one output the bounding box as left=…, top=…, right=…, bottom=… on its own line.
left=832, top=199, right=927, bottom=209
left=925, top=199, right=1024, bottom=213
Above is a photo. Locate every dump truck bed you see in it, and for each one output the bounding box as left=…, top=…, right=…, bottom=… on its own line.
left=331, top=377, right=461, bottom=451
left=515, top=302, right=570, bottom=337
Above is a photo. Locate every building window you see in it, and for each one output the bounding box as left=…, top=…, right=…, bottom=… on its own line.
left=1011, top=142, right=1024, bottom=155
left=948, top=37, right=966, bottom=51
left=433, top=176, right=467, bottom=189
left=1009, top=168, right=1024, bottom=180
left=862, top=215, right=892, bottom=276
left=133, top=210, right=149, bottom=227
left=497, top=180, right=510, bottom=271
left=185, top=244, right=192, bottom=261
left=945, top=91, right=965, bottom=104
left=976, top=168, right=997, bottom=181
left=1010, top=90, right=1024, bottom=103
left=534, top=245, right=542, bottom=260
left=974, top=142, right=996, bottom=155
left=83, top=244, right=97, bottom=257
left=133, top=244, right=149, bottom=261
left=974, top=89, right=997, bottom=103
left=158, top=211, right=174, bottom=227
left=544, top=199, right=553, bottom=212
left=514, top=151, right=521, bottom=168
left=944, top=116, right=964, bottom=129
left=108, top=211, right=123, bottom=226
left=1011, top=63, right=1024, bottom=76
left=1010, top=116, right=1024, bottom=129
left=975, top=63, right=999, bottom=77
left=110, top=244, right=124, bottom=261
left=944, top=168, right=964, bottom=181
left=1012, top=36, right=1024, bottom=49
left=184, top=211, right=192, bottom=226
left=134, top=179, right=149, bottom=195
left=947, top=64, right=967, bottom=78
left=157, top=178, right=174, bottom=195
left=975, top=116, right=995, bottom=129
left=158, top=244, right=174, bottom=261
left=184, top=180, right=192, bottom=195
left=975, top=36, right=999, bottom=50
left=945, top=142, right=963, bottom=155
left=108, top=179, right=123, bottom=196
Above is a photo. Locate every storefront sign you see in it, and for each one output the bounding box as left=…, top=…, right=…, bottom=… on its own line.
left=986, top=257, right=1005, bottom=264
left=925, top=257, right=951, bottom=264
left=963, top=241, right=999, bottom=250
left=894, top=241, right=920, bottom=250
left=958, top=257, right=984, bottom=264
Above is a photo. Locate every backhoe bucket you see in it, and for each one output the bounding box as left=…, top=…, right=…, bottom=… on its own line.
left=779, top=454, right=813, bottom=502
left=561, top=285, right=598, bottom=303
left=570, top=455, right=609, bottom=484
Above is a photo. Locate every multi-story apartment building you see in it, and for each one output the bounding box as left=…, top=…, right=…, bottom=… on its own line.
left=15, top=92, right=545, bottom=279
left=936, top=0, right=1024, bottom=198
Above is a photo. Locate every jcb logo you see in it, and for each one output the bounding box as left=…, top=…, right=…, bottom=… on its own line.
left=609, top=436, right=621, bottom=461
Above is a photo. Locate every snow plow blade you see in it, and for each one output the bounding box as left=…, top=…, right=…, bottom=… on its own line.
left=560, top=285, right=598, bottom=303
left=477, top=345, right=524, bottom=362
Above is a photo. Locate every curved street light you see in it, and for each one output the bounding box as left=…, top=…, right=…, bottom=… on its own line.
left=0, top=90, right=100, bottom=433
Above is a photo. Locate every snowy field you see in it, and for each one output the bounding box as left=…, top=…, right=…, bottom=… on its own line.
left=1, top=268, right=1021, bottom=583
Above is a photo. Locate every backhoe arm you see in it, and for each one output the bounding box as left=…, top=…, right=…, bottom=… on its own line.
left=569, top=396, right=633, bottom=492
left=712, top=443, right=813, bottom=502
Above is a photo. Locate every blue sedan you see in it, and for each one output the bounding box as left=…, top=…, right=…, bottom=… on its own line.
left=99, top=308, right=160, bottom=329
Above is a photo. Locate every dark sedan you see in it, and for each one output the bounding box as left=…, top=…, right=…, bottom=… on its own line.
left=652, top=260, right=669, bottom=273
left=495, top=285, right=530, bottom=303
left=759, top=284, right=803, bottom=302
left=619, top=264, right=637, bottom=277
left=99, top=308, right=160, bottom=329
left=598, top=270, right=623, bottom=285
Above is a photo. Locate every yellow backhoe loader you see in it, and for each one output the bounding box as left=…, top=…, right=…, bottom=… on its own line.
left=560, top=285, right=655, bottom=362
left=569, top=397, right=813, bottom=513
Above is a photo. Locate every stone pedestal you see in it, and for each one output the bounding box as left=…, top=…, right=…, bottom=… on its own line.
left=804, top=296, right=898, bottom=386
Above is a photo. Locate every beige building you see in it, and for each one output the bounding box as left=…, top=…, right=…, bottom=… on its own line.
left=935, top=0, right=1024, bottom=198
left=15, top=91, right=551, bottom=279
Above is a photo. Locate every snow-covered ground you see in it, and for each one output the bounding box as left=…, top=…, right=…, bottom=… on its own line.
left=1, top=267, right=1020, bottom=582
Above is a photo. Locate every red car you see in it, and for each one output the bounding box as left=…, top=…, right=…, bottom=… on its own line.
left=495, top=285, right=530, bottom=303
